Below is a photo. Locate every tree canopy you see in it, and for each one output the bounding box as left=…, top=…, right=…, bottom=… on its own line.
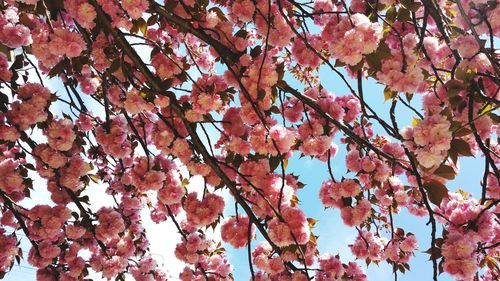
left=0, top=0, right=499, bottom=280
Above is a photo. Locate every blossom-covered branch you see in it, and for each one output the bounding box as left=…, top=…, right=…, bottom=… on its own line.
left=0, top=0, right=498, bottom=281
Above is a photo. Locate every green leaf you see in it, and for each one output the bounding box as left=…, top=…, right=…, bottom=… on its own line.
left=386, top=6, right=397, bottom=22
left=88, top=174, right=100, bottom=183
left=455, top=67, right=477, bottom=81
left=434, top=165, right=456, bottom=180
left=0, top=43, right=13, bottom=60
left=307, top=218, right=319, bottom=227
left=138, top=18, right=147, bottom=35
left=269, top=156, right=280, bottom=172
left=276, top=62, right=285, bottom=82
left=232, top=154, right=243, bottom=168
left=348, top=60, right=364, bottom=73
left=257, top=89, right=266, bottom=101
left=48, top=58, right=67, bottom=78
left=405, top=93, right=413, bottom=102
left=384, top=86, right=397, bottom=101
left=208, top=7, right=227, bottom=21
left=234, top=29, right=248, bottom=38
left=268, top=105, right=281, bottom=114
left=130, top=20, right=139, bottom=34
left=397, top=7, right=411, bottom=22
left=449, top=149, right=458, bottom=165
left=367, top=41, right=392, bottom=72
left=453, top=127, right=472, bottom=137
left=490, top=113, right=500, bottom=124
left=250, top=46, right=262, bottom=58
left=451, top=139, right=473, bottom=156
left=408, top=2, right=421, bottom=12
left=444, top=80, right=464, bottom=96
left=411, top=117, right=421, bottom=127
left=147, top=15, right=158, bottom=26
left=334, top=59, right=345, bottom=67
left=423, top=180, right=449, bottom=206
left=480, top=103, right=493, bottom=115
left=400, top=0, right=421, bottom=12
left=283, top=158, right=288, bottom=170
left=366, top=52, right=382, bottom=71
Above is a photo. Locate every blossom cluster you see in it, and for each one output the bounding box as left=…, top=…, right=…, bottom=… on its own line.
left=438, top=193, right=500, bottom=280
left=0, top=0, right=498, bottom=280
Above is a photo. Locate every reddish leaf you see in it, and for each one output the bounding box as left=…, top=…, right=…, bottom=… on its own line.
left=451, top=139, right=473, bottom=156
left=434, top=165, right=456, bottom=180
left=423, top=180, right=449, bottom=206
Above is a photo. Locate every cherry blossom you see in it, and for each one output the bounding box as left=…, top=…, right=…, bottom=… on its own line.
left=0, top=1, right=498, bottom=280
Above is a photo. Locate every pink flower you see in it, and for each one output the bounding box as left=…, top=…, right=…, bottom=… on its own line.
left=38, top=241, right=61, bottom=259
left=45, top=118, right=76, bottom=151
left=0, top=52, right=11, bottom=81
left=345, top=261, right=368, bottom=281
left=350, top=230, right=386, bottom=261
left=175, top=232, right=215, bottom=264
left=322, top=14, right=382, bottom=65
left=0, top=229, right=18, bottom=273
left=184, top=192, right=225, bottom=227
left=340, top=179, right=362, bottom=197
left=123, top=157, right=166, bottom=191
left=269, top=125, right=296, bottom=155
left=6, top=83, right=52, bottom=130
left=340, top=199, right=371, bottom=227
left=124, top=90, right=153, bottom=114
left=252, top=242, right=286, bottom=275
left=377, top=59, right=424, bottom=94
left=299, top=135, right=331, bottom=157
left=0, top=23, right=32, bottom=48
left=450, top=35, right=480, bottom=58
left=28, top=205, right=72, bottom=241
left=95, top=207, right=126, bottom=241
left=76, top=113, right=95, bottom=131
left=64, top=0, right=97, bottom=29
left=0, top=159, right=24, bottom=194
left=59, top=155, right=92, bottom=191
left=319, top=180, right=339, bottom=208
left=65, top=225, right=86, bottom=240
left=345, top=149, right=362, bottom=172
left=254, top=3, right=294, bottom=47
left=78, top=75, right=99, bottom=95
left=221, top=215, right=255, bottom=248
left=360, top=157, right=376, bottom=172
left=441, top=232, right=478, bottom=280
left=291, top=36, right=322, bottom=68
left=231, top=0, right=255, bottom=23
left=101, top=256, right=128, bottom=279
left=95, top=115, right=132, bottom=158
left=223, top=107, right=247, bottom=137
left=319, top=179, right=361, bottom=209
left=268, top=207, right=310, bottom=247
left=151, top=53, right=182, bottom=80
left=312, top=0, right=335, bottom=26
left=318, top=254, right=345, bottom=279
left=121, top=0, right=149, bottom=19
left=157, top=175, right=185, bottom=205
left=400, top=234, right=418, bottom=252
left=49, top=28, right=86, bottom=58
left=34, top=144, right=67, bottom=169
left=405, top=114, right=452, bottom=168
left=91, top=33, right=112, bottom=71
